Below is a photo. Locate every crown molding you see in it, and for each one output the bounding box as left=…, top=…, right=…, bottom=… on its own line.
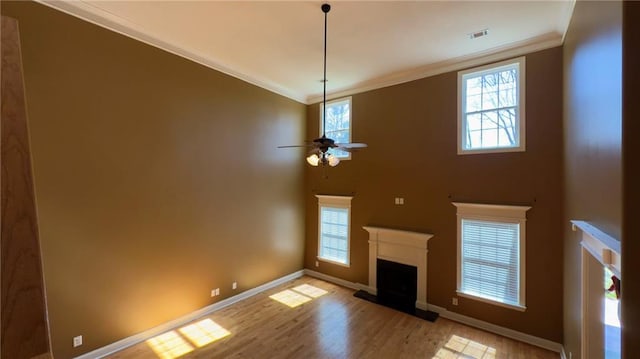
left=36, top=1, right=569, bottom=106
left=306, top=32, right=563, bottom=104
left=559, top=0, right=577, bottom=44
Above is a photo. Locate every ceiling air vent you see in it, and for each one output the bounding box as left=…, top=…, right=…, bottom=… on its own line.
left=469, top=29, right=489, bottom=39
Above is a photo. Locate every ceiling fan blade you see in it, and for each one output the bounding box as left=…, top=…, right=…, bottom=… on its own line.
left=277, top=144, right=316, bottom=148
left=335, top=146, right=369, bottom=153
left=334, top=146, right=358, bottom=153
left=335, top=142, right=368, bottom=149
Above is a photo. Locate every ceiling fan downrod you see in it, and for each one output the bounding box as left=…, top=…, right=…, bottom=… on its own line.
left=321, top=3, right=330, bottom=138
left=277, top=3, right=367, bottom=168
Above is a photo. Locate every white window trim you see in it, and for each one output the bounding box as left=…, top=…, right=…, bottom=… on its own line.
left=452, top=202, right=531, bottom=311
left=316, top=195, right=353, bottom=267
left=320, top=96, right=352, bottom=160
left=457, top=57, right=526, bottom=155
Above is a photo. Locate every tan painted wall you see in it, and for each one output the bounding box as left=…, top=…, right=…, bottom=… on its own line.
left=562, top=1, right=622, bottom=358
left=305, top=47, right=564, bottom=342
left=1, top=2, right=306, bottom=358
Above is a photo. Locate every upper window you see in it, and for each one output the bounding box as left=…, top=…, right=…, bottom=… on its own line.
left=320, top=97, right=351, bottom=159
left=458, top=57, right=525, bottom=154
left=453, top=202, right=530, bottom=311
left=316, top=195, right=352, bottom=266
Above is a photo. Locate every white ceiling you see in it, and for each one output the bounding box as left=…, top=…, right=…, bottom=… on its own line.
left=39, top=1, right=575, bottom=104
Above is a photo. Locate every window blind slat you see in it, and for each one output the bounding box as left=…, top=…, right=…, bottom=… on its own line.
left=319, top=206, right=349, bottom=264
left=461, top=219, right=520, bottom=305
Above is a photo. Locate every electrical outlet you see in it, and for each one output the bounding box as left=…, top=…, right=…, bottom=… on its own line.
left=452, top=297, right=458, bottom=306
left=215, top=288, right=220, bottom=296
left=73, top=335, right=83, bottom=348
left=315, top=260, right=319, bottom=267
left=399, top=198, right=404, bottom=205
left=232, top=281, right=237, bottom=290
left=211, top=288, right=220, bottom=297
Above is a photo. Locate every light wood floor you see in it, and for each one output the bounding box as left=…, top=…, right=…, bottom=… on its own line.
left=108, top=276, right=559, bottom=359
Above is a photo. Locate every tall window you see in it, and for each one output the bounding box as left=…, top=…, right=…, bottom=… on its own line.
left=316, top=195, right=352, bottom=266
left=453, top=202, right=530, bottom=311
left=458, top=57, right=525, bottom=154
left=320, top=97, right=351, bottom=159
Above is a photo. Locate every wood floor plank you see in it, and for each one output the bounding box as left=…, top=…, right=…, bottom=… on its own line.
left=107, top=276, right=559, bottom=359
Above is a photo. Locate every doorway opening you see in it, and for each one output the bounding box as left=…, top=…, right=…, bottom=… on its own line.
left=604, top=267, right=620, bottom=359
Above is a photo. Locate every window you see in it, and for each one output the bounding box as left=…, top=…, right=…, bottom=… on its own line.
left=316, top=195, right=352, bottom=266
left=453, top=202, right=531, bottom=311
left=458, top=57, right=525, bottom=154
left=320, top=97, right=351, bottom=159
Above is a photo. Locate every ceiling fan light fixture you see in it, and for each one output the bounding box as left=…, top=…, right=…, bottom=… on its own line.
left=306, top=154, right=320, bottom=166
left=327, top=154, right=340, bottom=167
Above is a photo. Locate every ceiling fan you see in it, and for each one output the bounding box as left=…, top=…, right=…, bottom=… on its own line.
left=278, top=3, right=367, bottom=167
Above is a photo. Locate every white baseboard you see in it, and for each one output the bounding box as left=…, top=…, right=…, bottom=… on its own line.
left=427, top=303, right=563, bottom=353
left=74, top=270, right=305, bottom=359
left=302, top=269, right=361, bottom=290
left=305, top=270, right=563, bottom=355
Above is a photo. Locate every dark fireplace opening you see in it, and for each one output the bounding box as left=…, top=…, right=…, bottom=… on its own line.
left=377, top=258, right=417, bottom=313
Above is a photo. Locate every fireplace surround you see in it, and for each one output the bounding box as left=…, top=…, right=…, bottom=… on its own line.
left=363, top=226, right=434, bottom=310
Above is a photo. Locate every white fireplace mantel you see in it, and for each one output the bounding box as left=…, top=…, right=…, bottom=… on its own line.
left=363, top=226, right=434, bottom=310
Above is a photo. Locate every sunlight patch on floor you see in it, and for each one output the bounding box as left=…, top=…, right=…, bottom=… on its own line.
left=433, top=335, right=496, bottom=359
left=147, top=319, right=232, bottom=359
left=146, top=331, right=194, bottom=359
left=269, top=284, right=329, bottom=308
left=179, top=319, right=231, bottom=347
left=293, top=284, right=328, bottom=298
left=270, top=289, right=313, bottom=308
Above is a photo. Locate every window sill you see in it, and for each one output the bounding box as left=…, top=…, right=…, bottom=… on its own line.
left=456, top=291, right=526, bottom=312
left=457, top=146, right=525, bottom=155
left=317, top=256, right=350, bottom=268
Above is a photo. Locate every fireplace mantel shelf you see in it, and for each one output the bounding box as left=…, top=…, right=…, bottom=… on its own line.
left=363, top=226, right=433, bottom=249
left=363, top=226, right=434, bottom=310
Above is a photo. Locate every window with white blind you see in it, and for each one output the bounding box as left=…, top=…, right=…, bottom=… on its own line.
left=453, top=202, right=531, bottom=311
left=316, top=195, right=352, bottom=266
left=320, top=97, right=351, bottom=159
left=458, top=57, right=525, bottom=154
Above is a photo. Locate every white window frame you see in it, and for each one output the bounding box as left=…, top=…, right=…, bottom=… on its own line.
left=457, top=57, right=526, bottom=155
left=320, top=97, right=352, bottom=160
left=452, top=202, right=531, bottom=311
left=316, top=195, right=352, bottom=267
